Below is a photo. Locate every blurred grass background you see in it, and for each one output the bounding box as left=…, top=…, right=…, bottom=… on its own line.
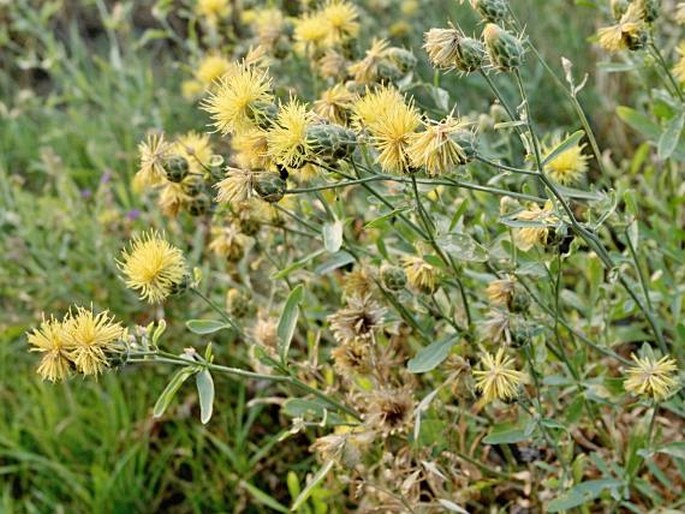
left=0, top=0, right=636, bottom=512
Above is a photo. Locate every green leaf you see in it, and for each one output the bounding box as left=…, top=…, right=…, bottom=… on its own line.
left=322, top=220, right=343, bottom=253
left=291, top=460, right=335, bottom=511
left=241, top=481, right=289, bottom=513
left=658, top=112, right=685, bottom=161
left=483, top=422, right=534, bottom=445
left=314, top=251, right=355, bottom=275
left=542, top=130, right=585, bottom=165
left=407, top=336, right=458, bottom=373
left=547, top=479, right=623, bottom=512
left=196, top=369, right=215, bottom=424
left=272, top=250, right=325, bottom=280
left=278, top=285, right=305, bottom=363
left=436, top=233, right=489, bottom=262
left=186, top=319, right=229, bottom=335
left=153, top=366, right=196, bottom=418
left=654, top=441, right=685, bottom=460
left=617, top=106, right=661, bottom=141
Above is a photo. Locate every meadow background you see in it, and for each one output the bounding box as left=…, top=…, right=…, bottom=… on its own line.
left=1, top=0, right=683, bottom=513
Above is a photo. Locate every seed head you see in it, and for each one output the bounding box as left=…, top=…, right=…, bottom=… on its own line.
left=328, top=294, right=386, bottom=344
left=402, top=255, right=440, bottom=293
left=597, top=4, right=647, bottom=52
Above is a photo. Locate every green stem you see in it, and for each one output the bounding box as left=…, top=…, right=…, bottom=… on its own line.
left=190, top=287, right=245, bottom=337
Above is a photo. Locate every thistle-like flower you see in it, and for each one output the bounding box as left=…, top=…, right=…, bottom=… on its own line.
left=331, top=338, right=372, bottom=378
left=408, top=117, right=471, bottom=175
left=314, top=84, right=356, bottom=125
left=26, top=316, right=72, bottom=382
left=473, top=348, right=526, bottom=404
left=366, top=388, right=414, bottom=435
left=624, top=353, right=679, bottom=401
left=201, top=62, right=273, bottom=135
left=424, top=27, right=485, bottom=73
left=597, top=3, right=647, bottom=52
left=63, top=307, right=124, bottom=376
left=174, top=131, right=214, bottom=175
left=402, top=255, right=439, bottom=293
left=486, top=277, right=516, bottom=307
left=348, top=39, right=390, bottom=85
left=294, top=12, right=329, bottom=53
left=194, top=54, right=233, bottom=88
left=352, top=86, right=406, bottom=129
left=135, top=132, right=172, bottom=187
left=158, top=182, right=190, bottom=217
left=542, top=134, right=590, bottom=185
left=118, top=230, right=187, bottom=303
left=208, top=224, right=247, bottom=262
left=321, top=0, right=360, bottom=45
left=267, top=99, right=314, bottom=169
left=328, top=294, right=386, bottom=344
left=214, top=167, right=256, bottom=205
left=367, top=97, right=421, bottom=174
left=512, top=201, right=556, bottom=251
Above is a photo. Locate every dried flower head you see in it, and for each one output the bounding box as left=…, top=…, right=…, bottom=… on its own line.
left=424, top=27, right=462, bottom=69
left=366, top=388, right=414, bottom=435
left=624, top=353, right=679, bottom=401
left=402, top=255, right=439, bottom=293
left=232, top=129, right=271, bottom=169
left=63, top=307, right=124, bottom=376
left=208, top=224, right=247, bottom=261
left=267, top=99, right=314, bottom=169
left=512, top=201, right=556, bottom=251
left=27, top=316, right=72, bottom=382
left=473, top=348, right=526, bottom=404
left=118, top=230, right=187, bottom=303
left=135, top=132, right=172, bottom=187
left=158, top=182, right=190, bottom=217
left=597, top=3, right=647, bottom=52
left=311, top=429, right=374, bottom=467
left=486, top=277, right=516, bottom=307
left=317, top=50, right=348, bottom=80
left=328, top=294, right=386, bottom=344
left=341, top=267, right=375, bottom=300
left=408, top=117, right=471, bottom=175
left=542, top=134, right=590, bottom=185
left=251, top=317, right=278, bottom=349
left=201, top=63, right=273, bottom=135
left=214, top=167, right=256, bottom=205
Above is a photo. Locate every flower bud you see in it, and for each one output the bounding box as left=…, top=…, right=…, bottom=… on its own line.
left=380, top=264, right=407, bottom=291
left=471, top=0, right=509, bottom=23
left=254, top=173, right=286, bottom=203
left=483, top=23, right=525, bottom=72
left=181, top=176, right=205, bottom=197
left=164, top=156, right=189, bottom=183
left=455, top=37, right=486, bottom=73
left=187, top=193, right=211, bottom=216
left=306, top=124, right=358, bottom=163
left=226, top=288, right=252, bottom=318
left=385, top=47, right=417, bottom=74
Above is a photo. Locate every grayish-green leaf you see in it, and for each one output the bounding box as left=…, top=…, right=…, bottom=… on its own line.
left=408, top=337, right=459, bottom=373
left=196, top=369, right=215, bottom=424
left=278, top=285, right=305, bottom=362
left=658, top=112, right=685, bottom=161
left=547, top=479, right=623, bottom=512
left=153, top=366, right=196, bottom=418
left=436, top=233, right=489, bottom=262
left=186, top=319, right=229, bottom=335
left=322, top=220, right=343, bottom=253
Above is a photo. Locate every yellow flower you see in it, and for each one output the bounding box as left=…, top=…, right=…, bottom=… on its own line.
left=321, top=0, right=360, bottom=45
left=251, top=8, right=286, bottom=48
left=542, top=135, right=590, bottom=185
left=367, top=97, right=421, bottom=173
left=214, top=167, right=256, bottom=204
left=158, top=182, right=189, bottom=217
left=196, top=0, right=230, bottom=24
left=232, top=129, right=271, bottom=169
left=408, top=117, right=470, bottom=175
left=135, top=132, right=171, bottom=188
left=624, top=353, right=679, bottom=401
left=267, top=99, right=314, bottom=169
left=208, top=225, right=247, bottom=261
left=182, top=79, right=204, bottom=99
left=486, top=277, right=516, bottom=307
left=27, top=316, right=72, bottom=382
left=512, top=201, right=556, bottom=251
left=294, top=12, right=329, bottom=53
left=352, top=86, right=405, bottom=129
left=174, top=131, right=214, bottom=174
left=195, top=54, right=233, bottom=87
left=201, top=62, right=273, bottom=135
left=473, top=348, right=526, bottom=404
left=597, top=3, right=646, bottom=52
left=673, top=42, right=685, bottom=83
left=118, top=230, right=187, bottom=303
left=677, top=3, right=685, bottom=25
left=402, top=255, right=439, bottom=293
left=63, top=307, right=124, bottom=376
left=314, top=84, right=355, bottom=125
left=348, top=38, right=389, bottom=85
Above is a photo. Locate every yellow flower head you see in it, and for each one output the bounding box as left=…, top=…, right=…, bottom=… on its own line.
left=321, top=0, right=360, bottom=45
left=367, top=97, right=421, bottom=173
left=625, top=353, right=679, bottom=401
left=251, top=8, right=286, bottom=48
left=294, top=12, right=329, bottom=53
left=201, top=62, right=273, bottom=135
left=597, top=3, right=647, bottom=52
left=208, top=224, right=247, bottom=261
left=542, top=135, right=590, bottom=185
left=424, top=27, right=461, bottom=69
left=27, top=316, right=72, bottom=382
left=473, top=348, right=526, bottom=404
left=408, top=117, right=470, bottom=175
left=314, top=84, right=355, bottom=125
left=118, top=230, right=187, bottom=304
left=402, top=255, right=439, bottom=293
left=348, top=38, right=390, bottom=85
left=486, top=277, right=516, bottom=307
left=267, top=99, right=314, bottom=169
left=214, top=167, right=256, bottom=204
left=673, top=42, right=685, bottom=83
left=677, top=3, right=685, bottom=25
left=195, top=54, right=233, bottom=87
left=158, top=182, right=189, bottom=217
left=135, top=132, right=172, bottom=188
left=174, top=131, right=214, bottom=174
left=63, top=307, right=124, bottom=376
left=512, top=201, right=556, bottom=251
left=196, top=0, right=231, bottom=23
left=352, top=86, right=405, bottom=129
left=232, top=128, right=271, bottom=169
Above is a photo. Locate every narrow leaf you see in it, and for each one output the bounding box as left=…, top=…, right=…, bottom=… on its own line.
left=196, top=369, right=215, bottom=424
left=658, top=112, right=685, bottom=160
left=291, top=460, right=335, bottom=511
left=547, top=479, right=623, bottom=512
left=153, top=366, right=196, bottom=418
left=278, top=285, right=305, bottom=362
left=542, top=130, right=585, bottom=165
left=186, top=319, right=229, bottom=335
left=241, top=481, right=289, bottom=513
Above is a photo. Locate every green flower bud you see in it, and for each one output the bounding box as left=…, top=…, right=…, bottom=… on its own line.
left=471, top=0, right=509, bottom=23
left=306, top=124, right=358, bottom=164
left=181, top=176, right=205, bottom=197
left=187, top=193, right=211, bottom=216
left=164, top=156, right=189, bottom=183
left=380, top=264, right=407, bottom=291
left=385, top=47, right=418, bottom=74
left=254, top=173, right=286, bottom=203
left=455, top=37, right=486, bottom=73
left=483, top=23, right=525, bottom=72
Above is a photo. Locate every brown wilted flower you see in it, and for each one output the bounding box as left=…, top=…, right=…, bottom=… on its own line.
left=486, top=277, right=516, bottom=307
left=331, top=337, right=372, bottom=378
left=328, top=294, right=386, bottom=344
left=366, top=388, right=414, bottom=435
